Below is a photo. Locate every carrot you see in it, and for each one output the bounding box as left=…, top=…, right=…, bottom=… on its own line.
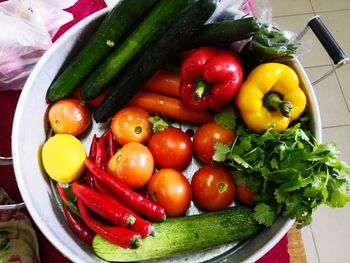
left=143, top=69, right=181, bottom=98
left=128, top=91, right=213, bottom=124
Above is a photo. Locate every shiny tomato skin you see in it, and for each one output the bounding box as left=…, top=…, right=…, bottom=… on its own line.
left=191, top=164, right=236, bottom=211
left=193, top=122, right=236, bottom=163
left=237, top=185, right=255, bottom=206
left=111, top=106, right=152, bottom=146
left=148, top=127, right=193, bottom=170
left=147, top=169, right=192, bottom=217
left=48, top=98, right=91, bottom=136
left=107, top=142, right=154, bottom=189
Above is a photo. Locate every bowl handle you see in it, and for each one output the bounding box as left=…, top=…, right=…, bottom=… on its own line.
left=0, top=156, right=26, bottom=210
left=0, top=156, right=13, bottom=166
left=296, top=15, right=350, bottom=85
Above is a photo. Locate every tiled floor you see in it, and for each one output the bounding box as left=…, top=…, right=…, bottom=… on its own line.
left=268, top=0, right=350, bottom=262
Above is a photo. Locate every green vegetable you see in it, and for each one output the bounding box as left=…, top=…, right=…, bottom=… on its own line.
left=92, top=206, right=262, bottom=262
left=46, top=0, right=157, bottom=102
left=80, top=0, right=193, bottom=100
left=94, top=0, right=218, bottom=123
left=213, top=110, right=350, bottom=228
left=186, top=16, right=297, bottom=58
left=251, top=25, right=298, bottom=58
left=186, top=17, right=261, bottom=49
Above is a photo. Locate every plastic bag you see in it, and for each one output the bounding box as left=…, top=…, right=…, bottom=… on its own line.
left=207, top=0, right=310, bottom=57
left=0, top=0, right=77, bottom=90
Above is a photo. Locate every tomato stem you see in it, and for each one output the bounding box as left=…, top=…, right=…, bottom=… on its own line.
left=217, top=182, right=227, bottom=193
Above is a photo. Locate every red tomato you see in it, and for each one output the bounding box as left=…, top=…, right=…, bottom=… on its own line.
left=48, top=98, right=91, bottom=136
left=237, top=185, right=255, bottom=206
left=193, top=122, right=236, bottom=163
left=111, top=106, right=152, bottom=146
left=191, top=164, right=236, bottom=211
left=147, top=169, right=192, bottom=217
left=148, top=127, right=192, bottom=170
left=107, top=142, right=154, bottom=189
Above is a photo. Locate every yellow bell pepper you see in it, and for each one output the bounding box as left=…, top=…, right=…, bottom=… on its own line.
left=236, top=63, right=307, bottom=133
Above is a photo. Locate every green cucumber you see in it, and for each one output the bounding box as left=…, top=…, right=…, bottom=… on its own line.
left=94, top=0, right=218, bottom=123
left=93, top=206, right=262, bottom=262
left=186, top=17, right=262, bottom=49
left=80, top=0, right=192, bottom=100
left=46, top=0, right=157, bottom=102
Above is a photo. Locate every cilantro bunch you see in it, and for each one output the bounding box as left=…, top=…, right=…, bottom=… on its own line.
left=213, top=109, right=350, bottom=228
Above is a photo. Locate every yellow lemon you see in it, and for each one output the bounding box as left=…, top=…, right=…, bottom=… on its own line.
left=42, top=134, right=86, bottom=183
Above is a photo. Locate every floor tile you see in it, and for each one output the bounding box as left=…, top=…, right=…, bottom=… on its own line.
left=335, top=63, right=350, bottom=111
left=273, top=14, right=332, bottom=67
left=310, top=203, right=350, bottom=263
left=269, top=0, right=314, bottom=17
left=301, top=226, right=320, bottom=263
left=305, top=66, right=350, bottom=127
left=315, top=10, right=350, bottom=57
left=310, top=0, right=350, bottom=12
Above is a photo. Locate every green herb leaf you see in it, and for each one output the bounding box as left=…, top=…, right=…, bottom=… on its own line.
left=213, top=143, right=231, bottom=162
left=149, top=116, right=169, bottom=133
left=213, top=111, right=350, bottom=228
left=254, top=203, right=277, bottom=227
left=214, top=108, right=238, bottom=130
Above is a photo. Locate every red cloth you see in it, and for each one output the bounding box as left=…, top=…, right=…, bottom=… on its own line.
left=0, top=1, right=289, bottom=262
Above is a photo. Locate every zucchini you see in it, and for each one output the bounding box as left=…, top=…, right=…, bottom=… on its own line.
left=46, top=0, right=157, bottom=102
left=94, top=0, right=218, bottom=123
left=186, top=17, right=262, bottom=49
left=80, top=0, right=193, bottom=100
left=93, top=206, right=262, bottom=262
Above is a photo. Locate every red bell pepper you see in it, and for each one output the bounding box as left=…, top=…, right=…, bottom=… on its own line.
left=179, top=46, right=243, bottom=112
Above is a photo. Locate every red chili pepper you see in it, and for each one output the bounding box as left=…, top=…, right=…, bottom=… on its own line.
left=179, top=46, right=243, bottom=112
left=95, top=180, right=155, bottom=237
left=56, top=184, right=95, bottom=245
left=85, top=158, right=166, bottom=222
left=86, top=134, right=98, bottom=189
left=71, top=182, right=135, bottom=227
left=77, top=199, right=142, bottom=248
left=95, top=137, right=108, bottom=171
left=56, top=184, right=80, bottom=216
left=89, top=134, right=98, bottom=159
left=107, top=130, right=117, bottom=159
left=62, top=203, right=95, bottom=245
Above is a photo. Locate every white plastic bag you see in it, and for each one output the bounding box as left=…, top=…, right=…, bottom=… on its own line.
left=0, top=0, right=77, bottom=90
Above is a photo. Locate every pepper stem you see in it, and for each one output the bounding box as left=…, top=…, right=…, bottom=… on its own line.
left=194, top=79, right=209, bottom=99
left=263, top=92, right=293, bottom=117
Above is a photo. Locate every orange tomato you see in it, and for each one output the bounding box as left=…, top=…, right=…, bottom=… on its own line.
left=48, top=98, right=91, bottom=136
left=110, top=106, right=152, bottom=146
left=107, top=142, right=154, bottom=189
left=147, top=169, right=192, bottom=217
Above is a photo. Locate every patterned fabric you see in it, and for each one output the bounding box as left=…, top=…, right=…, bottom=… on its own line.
left=0, top=188, right=40, bottom=263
